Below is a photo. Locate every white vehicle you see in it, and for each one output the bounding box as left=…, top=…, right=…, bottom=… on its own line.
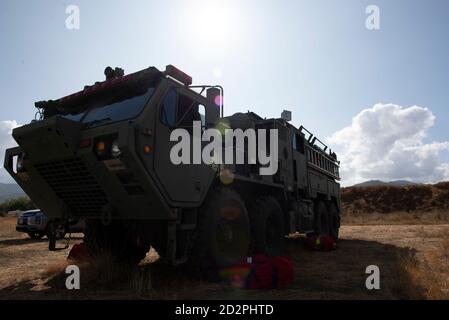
left=16, top=209, right=84, bottom=239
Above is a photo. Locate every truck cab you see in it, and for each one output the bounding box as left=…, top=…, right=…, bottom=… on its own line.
left=5, top=66, right=221, bottom=222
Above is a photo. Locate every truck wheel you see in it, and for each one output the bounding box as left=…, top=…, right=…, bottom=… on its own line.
left=83, top=219, right=108, bottom=255
left=327, top=201, right=340, bottom=241
left=193, top=187, right=250, bottom=279
left=84, top=220, right=149, bottom=265
left=121, top=243, right=149, bottom=265
left=251, top=196, right=285, bottom=256
left=313, top=200, right=330, bottom=236
left=27, top=232, right=44, bottom=239
left=110, top=226, right=150, bottom=265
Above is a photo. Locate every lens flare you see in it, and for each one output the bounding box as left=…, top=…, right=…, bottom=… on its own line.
left=219, top=206, right=241, bottom=220
left=215, top=119, right=230, bottom=136
left=219, top=168, right=234, bottom=185
left=214, top=95, right=223, bottom=107
left=219, top=265, right=251, bottom=288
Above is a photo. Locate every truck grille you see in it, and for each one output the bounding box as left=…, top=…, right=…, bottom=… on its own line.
left=34, top=158, right=108, bottom=217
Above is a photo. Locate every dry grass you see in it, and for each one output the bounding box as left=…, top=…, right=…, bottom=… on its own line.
left=418, top=233, right=449, bottom=299
left=342, top=211, right=449, bottom=299
left=342, top=224, right=449, bottom=299
left=45, top=248, right=161, bottom=297
left=395, top=249, right=449, bottom=300
left=2, top=215, right=449, bottom=300
left=391, top=250, right=424, bottom=299
left=341, top=182, right=449, bottom=214
left=41, top=260, right=69, bottom=278
left=341, top=210, right=449, bottom=226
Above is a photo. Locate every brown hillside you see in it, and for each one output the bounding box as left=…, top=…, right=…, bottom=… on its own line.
left=341, top=181, right=449, bottom=214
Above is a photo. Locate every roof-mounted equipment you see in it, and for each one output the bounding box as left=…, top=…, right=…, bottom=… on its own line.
left=164, top=65, right=193, bottom=86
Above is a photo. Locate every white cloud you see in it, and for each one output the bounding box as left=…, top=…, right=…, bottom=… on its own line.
left=328, top=103, right=449, bottom=186
left=0, top=120, right=19, bottom=183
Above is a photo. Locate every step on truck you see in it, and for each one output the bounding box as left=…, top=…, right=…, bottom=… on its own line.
left=4, top=65, right=341, bottom=275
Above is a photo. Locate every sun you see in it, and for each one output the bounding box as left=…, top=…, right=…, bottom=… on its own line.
left=179, top=0, right=238, bottom=54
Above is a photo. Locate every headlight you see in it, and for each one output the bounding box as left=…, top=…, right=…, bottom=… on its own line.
left=94, top=135, right=120, bottom=160
left=17, top=158, right=23, bottom=172
left=16, top=153, right=28, bottom=172
left=96, top=141, right=106, bottom=156
left=111, top=140, right=121, bottom=158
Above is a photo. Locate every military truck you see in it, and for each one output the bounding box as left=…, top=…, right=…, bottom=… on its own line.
left=4, top=65, right=340, bottom=274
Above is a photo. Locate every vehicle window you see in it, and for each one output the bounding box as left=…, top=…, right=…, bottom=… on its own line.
left=297, top=134, right=305, bottom=153
left=177, top=93, right=200, bottom=128
left=63, top=113, right=84, bottom=122
left=81, top=87, right=155, bottom=128
left=198, top=104, right=206, bottom=127
left=293, top=133, right=305, bottom=154
left=161, top=88, right=177, bottom=127
left=160, top=89, right=202, bottom=131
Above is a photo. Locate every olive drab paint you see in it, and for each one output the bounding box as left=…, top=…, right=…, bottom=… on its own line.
left=4, top=65, right=341, bottom=266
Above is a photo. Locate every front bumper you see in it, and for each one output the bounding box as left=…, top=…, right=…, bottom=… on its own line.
left=4, top=117, right=170, bottom=221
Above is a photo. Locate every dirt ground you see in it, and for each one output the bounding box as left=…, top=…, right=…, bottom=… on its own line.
left=0, top=216, right=448, bottom=300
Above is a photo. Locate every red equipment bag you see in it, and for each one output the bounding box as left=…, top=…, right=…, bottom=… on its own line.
left=245, top=255, right=294, bottom=289
left=306, top=234, right=337, bottom=251
left=67, top=243, right=90, bottom=262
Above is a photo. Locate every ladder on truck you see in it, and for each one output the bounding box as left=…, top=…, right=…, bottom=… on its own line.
left=299, top=126, right=340, bottom=180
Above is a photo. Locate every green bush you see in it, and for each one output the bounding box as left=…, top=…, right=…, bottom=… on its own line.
left=0, top=196, right=36, bottom=215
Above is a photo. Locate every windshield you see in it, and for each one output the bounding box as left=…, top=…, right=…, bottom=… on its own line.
left=63, top=87, right=155, bottom=128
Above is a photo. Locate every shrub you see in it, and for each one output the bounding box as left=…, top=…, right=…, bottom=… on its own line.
left=0, top=196, right=36, bottom=214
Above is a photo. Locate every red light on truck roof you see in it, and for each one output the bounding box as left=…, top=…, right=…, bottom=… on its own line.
left=165, top=65, right=192, bottom=86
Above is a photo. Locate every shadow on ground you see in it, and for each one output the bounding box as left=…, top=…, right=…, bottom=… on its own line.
left=0, top=237, right=426, bottom=300
left=0, top=238, right=48, bottom=246
left=0, top=236, right=83, bottom=247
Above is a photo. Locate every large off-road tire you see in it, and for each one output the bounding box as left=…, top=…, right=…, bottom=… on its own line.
left=312, top=200, right=330, bottom=236
left=147, top=223, right=167, bottom=258
left=83, top=219, right=108, bottom=255
left=191, top=187, right=251, bottom=280
left=118, top=243, right=149, bottom=265
left=327, top=201, right=340, bottom=241
left=250, top=196, right=285, bottom=256
left=84, top=220, right=149, bottom=265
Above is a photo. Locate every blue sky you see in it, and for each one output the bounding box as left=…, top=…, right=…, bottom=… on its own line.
left=0, top=0, right=448, bottom=185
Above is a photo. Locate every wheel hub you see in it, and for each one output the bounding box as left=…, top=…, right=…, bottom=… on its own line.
left=217, top=221, right=234, bottom=244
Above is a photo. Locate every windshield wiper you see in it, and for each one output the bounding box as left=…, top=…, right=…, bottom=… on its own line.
left=84, top=117, right=112, bottom=127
